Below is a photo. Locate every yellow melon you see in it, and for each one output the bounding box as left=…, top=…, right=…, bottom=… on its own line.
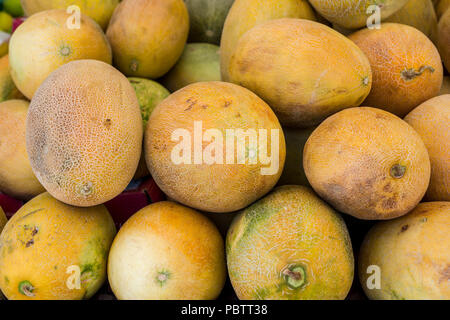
left=220, top=0, right=316, bottom=82
left=0, top=55, right=24, bottom=102
left=438, top=8, right=450, bottom=72
left=145, top=81, right=285, bottom=213
left=20, top=0, right=119, bottom=29
left=359, top=202, right=450, bottom=300
left=0, top=100, right=45, bottom=200
left=108, top=201, right=226, bottom=300
left=228, top=19, right=372, bottom=127
left=349, top=23, right=443, bottom=117
left=106, top=0, right=189, bottom=78
left=9, top=9, right=112, bottom=100
left=0, top=192, right=116, bottom=300
left=304, top=107, right=431, bottom=220
left=26, top=60, right=143, bottom=207
left=405, top=95, right=449, bottom=201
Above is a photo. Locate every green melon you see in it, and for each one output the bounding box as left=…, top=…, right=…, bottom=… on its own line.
left=161, top=43, right=221, bottom=92
left=185, top=0, right=234, bottom=44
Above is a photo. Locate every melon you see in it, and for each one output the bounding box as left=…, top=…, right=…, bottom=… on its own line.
left=185, top=0, right=234, bottom=44
left=359, top=202, right=450, bottom=300
left=226, top=185, right=354, bottom=300
left=106, top=0, right=189, bottom=78
left=0, top=100, right=45, bottom=200
left=0, top=192, right=116, bottom=300
left=228, top=19, right=372, bottom=127
left=162, top=43, right=221, bottom=92
left=385, top=0, right=438, bottom=43
left=108, top=201, right=226, bottom=300
left=20, top=0, right=119, bottom=29
left=9, top=9, right=112, bottom=100
left=304, top=107, right=431, bottom=220
left=0, top=55, right=24, bottom=102
left=441, top=76, right=450, bottom=94
left=220, top=0, right=316, bottom=82
left=145, top=81, right=286, bottom=213
left=438, top=8, right=450, bottom=72
left=308, top=0, right=409, bottom=29
left=26, top=60, right=143, bottom=207
left=405, top=95, right=449, bottom=201
left=349, top=23, right=443, bottom=117
left=277, top=127, right=315, bottom=187
left=128, top=77, right=170, bottom=179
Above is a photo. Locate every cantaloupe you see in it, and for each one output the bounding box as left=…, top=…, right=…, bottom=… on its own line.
left=349, top=23, right=443, bottom=117
left=304, top=107, right=431, bottom=220
left=227, top=185, right=354, bottom=300
left=220, top=0, right=316, bottom=82
left=0, top=192, right=116, bottom=300
left=0, top=55, right=24, bottom=102
left=438, top=8, right=450, bottom=72
left=26, top=60, right=143, bottom=207
left=145, top=81, right=286, bottom=213
left=359, top=202, right=450, bottom=300
left=0, top=100, right=45, bottom=200
left=185, top=0, right=234, bottom=44
left=9, top=9, right=112, bottom=100
left=385, top=0, right=438, bottom=43
left=20, top=0, right=119, bottom=29
left=308, top=0, right=409, bottom=29
left=106, top=0, right=189, bottom=78
left=162, top=43, right=221, bottom=92
left=108, top=201, right=226, bottom=300
left=405, top=95, right=449, bottom=201
left=228, top=19, right=372, bottom=127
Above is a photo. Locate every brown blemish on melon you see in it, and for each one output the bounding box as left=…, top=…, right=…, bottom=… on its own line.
left=104, top=119, right=112, bottom=128
left=400, top=224, right=409, bottom=232
left=439, top=265, right=450, bottom=283
left=401, top=66, right=435, bottom=81
left=390, top=164, right=406, bottom=179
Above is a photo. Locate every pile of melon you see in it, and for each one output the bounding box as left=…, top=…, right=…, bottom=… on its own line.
left=0, top=0, right=448, bottom=301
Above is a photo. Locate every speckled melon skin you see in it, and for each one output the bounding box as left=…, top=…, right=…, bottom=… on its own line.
left=20, top=0, right=120, bottom=29
left=438, top=8, right=450, bottom=72
left=145, top=81, right=286, bottom=213
left=359, top=202, right=450, bottom=300
left=228, top=19, right=372, bottom=128
left=404, top=95, right=450, bottom=201
left=308, top=0, right=409, bottom=29
left=108, top=201, right=226, bottom=300
left=0, top=55, right=24, bottom=102
left=0, top=192, right=116, bottom=300
left=226, top=185, right=354, bottom=300
left=26, top=60, right=143, bottom=207
left=220, top=0, right=316, bottom=82
left=9, top=9, right=112, bottom=100
left=349, top=23, right=443, bottom=117
left=106, top=0, right=189, bottom=78
left=0, top=100, right=45, bottom=200
left=304, top=107, right=431, bottom=220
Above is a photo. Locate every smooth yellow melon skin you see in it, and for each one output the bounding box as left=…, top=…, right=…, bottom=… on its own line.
left=308, top=0, right=409, bottom=29
left=304, top=107, right=431, bottom=220
left=0, top=192, right=116, bottom=300
left=227, top=185, right=354, bottom=300
left=108, top=201, right=226, bottom=300
left=0, top=55, right=24, bottom=102
left=9, top=9, right=112, bottom=100
left=404, top=95, right=450, bottom=201
left=145, top=81, right=286, bottom=213
left=359, top=202, right=450, bottom=300
left=228, top=19, right=372, bottom=127
left=220, top=0, right=316, bottom=82
left=438, top=8, right=450, bottom=72
left=26, top=60, right=143, bottom=207
left=0, top=100, right=45, bottom=200
left=20, top=0, right=119, bottom=29
left=106, top=0, right=189, bottom=78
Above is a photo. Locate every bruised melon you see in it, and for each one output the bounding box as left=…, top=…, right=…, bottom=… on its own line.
left=304, top=107, right=431, bottom=220
left=220, top=0, right=316, bottom=82
left=405, top=95, right=450, bottom=201
left=228, top=19, right=372, bottom=127
left=26, top=60, right=143, bottom=207
left=349, top=23, right=443, bottom=117
left=9, top=9, right=112, bottom=100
